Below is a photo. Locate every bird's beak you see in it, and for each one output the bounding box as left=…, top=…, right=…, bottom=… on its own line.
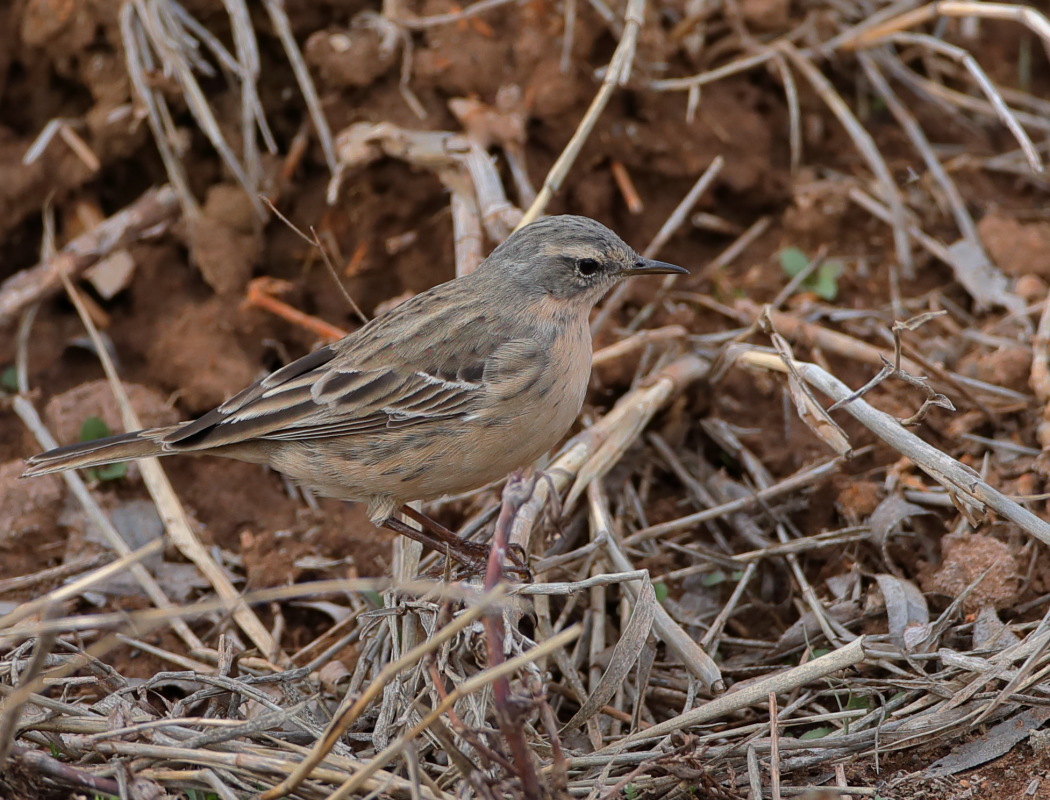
left=618, top=258, right=689, bottom=277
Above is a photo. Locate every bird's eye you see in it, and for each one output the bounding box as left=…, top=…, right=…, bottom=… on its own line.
left=576, top=258, right=601, bottom=277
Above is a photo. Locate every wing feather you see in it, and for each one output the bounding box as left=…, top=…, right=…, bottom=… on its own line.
left=159, top=286, right=546, bottom=451
left=162, top=346, right=487, bottom=449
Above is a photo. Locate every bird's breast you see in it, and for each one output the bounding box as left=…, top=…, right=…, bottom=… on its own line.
left=482, top=317, right=590, bottom=452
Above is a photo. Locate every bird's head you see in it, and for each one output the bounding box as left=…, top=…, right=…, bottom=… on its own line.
left=479, top=215, right=687, bottom=307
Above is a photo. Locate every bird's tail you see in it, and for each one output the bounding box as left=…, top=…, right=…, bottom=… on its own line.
left=22, top=429, right=175, bottom=477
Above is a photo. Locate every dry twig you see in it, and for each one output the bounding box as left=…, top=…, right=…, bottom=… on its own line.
left=0, top=185, right=180, bottom=324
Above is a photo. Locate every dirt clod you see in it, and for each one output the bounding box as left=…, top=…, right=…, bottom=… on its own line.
left=955, top=346, right=1033, bottom=393
left=146, top=298, right=259, bottom=410
left=921, top=533, right=1022, bottom=612
left=187, top=185, right=262, bottom=297
left=44, top=379, right=180, bottom=445
left=978, top=211, right=1050, bottom=279
left=0, top=459, right=63, bottom=544
left=304, top=26, right=397, bottom=90
left=741, top=0, right=791, bottom=29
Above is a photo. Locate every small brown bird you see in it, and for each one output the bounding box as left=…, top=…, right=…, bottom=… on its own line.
left=24, top=216, right=686, bottom=568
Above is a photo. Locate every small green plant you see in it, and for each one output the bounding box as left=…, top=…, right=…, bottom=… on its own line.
left=0, top=365, right=18, bottom=393
left=624, top=784, right=640, bottom=800
left=701, top=570, right=727, bottom=587
left=840, top=692, right=872, bottom=734
left=799, top=725, right=836, bottom=740
left=845, top=694, right=871, bottom=711
left=653, top=581, right=669, bottom=604
left=778, top=246, right=844, bottom=301
left=79, top=417, right=127, bottom=482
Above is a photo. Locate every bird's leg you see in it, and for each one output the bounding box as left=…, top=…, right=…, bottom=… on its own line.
left=398, top=505, right=484, bottom=555
left=380, top=516, right=487, bottom=572
left=398, top=505, right=530, bottom=580
left=396, top=506, right=493, bottom=571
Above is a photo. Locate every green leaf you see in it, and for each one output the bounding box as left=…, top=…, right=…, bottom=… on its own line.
left=701, top=570, right=727, bottom=587
left=779, top=247, right=810, bottom=276
left=78, top=417, right=127, bottom=482
left=800, top=725, right=836, bottom=740
left=94, top=462, right=128, bottom=482
left=812, top=260, right=844, bottom=301
left=624, top=784, right=640, bottom=800
left=79, top=416, right=112, bottom=442
left=0, top=366, right=17, bottom=393
left=845, top=694, right=871, bottom=711
left=653, top=582, right=669, bottom=604
left=778, top=248, right=843, bottom=301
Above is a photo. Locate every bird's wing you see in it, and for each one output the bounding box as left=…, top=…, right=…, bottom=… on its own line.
left=162, top=338, right=503, bottom=450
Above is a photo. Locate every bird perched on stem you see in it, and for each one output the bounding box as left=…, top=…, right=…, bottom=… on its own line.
left=24, top=215, right=687, bottom=571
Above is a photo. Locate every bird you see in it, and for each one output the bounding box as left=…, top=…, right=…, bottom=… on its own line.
left=23, top=215, right=687, bottom=571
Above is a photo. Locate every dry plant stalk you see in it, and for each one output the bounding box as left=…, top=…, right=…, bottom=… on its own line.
left=56, top=270, right=280, bottom=662
left=0, top=185, right=180, bottom=324
left=483, top=472, right=543, bottom=800
left=518, top=0, right=648, bottom=226
left=738, top=349, right=1050, bottom=547
left=259, top=587, right=508, bottom=799
left=332, top=121, right=522, bottom=275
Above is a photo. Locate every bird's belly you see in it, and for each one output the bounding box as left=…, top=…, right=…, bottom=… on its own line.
left=399, top=375, right=586, bottom=500
left=271, top=406, right=578, bottom=507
